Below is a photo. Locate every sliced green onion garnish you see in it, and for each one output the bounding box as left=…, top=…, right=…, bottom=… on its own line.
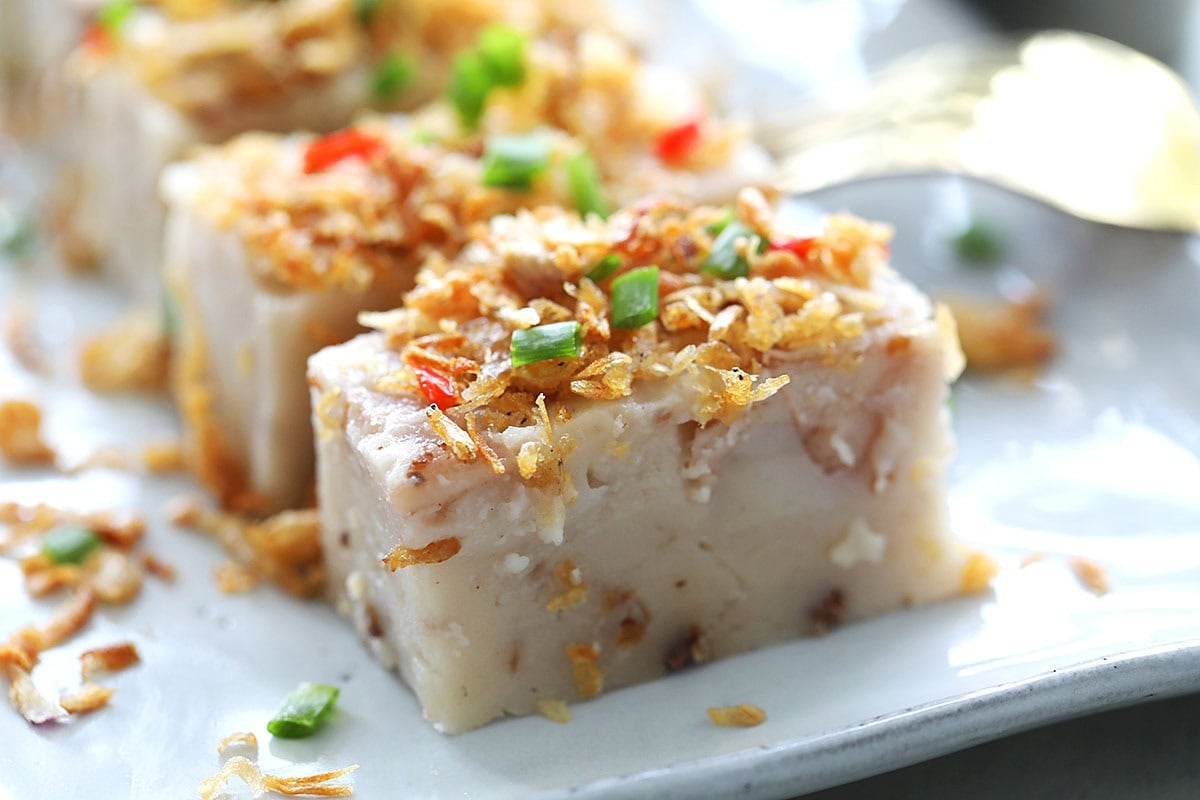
left=267, top=683, right=340, bottom=739
left=481, top=134, right=551, bottom=190
left=371, top=54, right=414, bottom=102
left=449, top=52, right=492, bottom=130
left=161, top=290, right=179, bottom=339
left=611, top=266, right=660, bottom=329
left=0, top=215, right=34, bottom=261
left=585, top=253, right=621, bottom=283
left=355, top=0, right=381, bottom=26
left=477, top=25, right=526, bottom=87
left=511, top=321, right=582, bottom=368
left=97, top=0, right=135, bottom=35
left=447, top=26, right=527, bottom=130
left=953, top=220, right=1004, bottom=265
left=565, top=151, right=609, bottom=219
left=42, top=525, right=101, bottom=565
left=446, top=27, right=526, bottom=131
left=702, top=221, right=761, bottom=280
left=705, top=207, right=735, bottom=236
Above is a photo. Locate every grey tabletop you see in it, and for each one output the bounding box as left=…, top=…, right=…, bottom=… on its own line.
left=800, top=690, right=1200, bottom=799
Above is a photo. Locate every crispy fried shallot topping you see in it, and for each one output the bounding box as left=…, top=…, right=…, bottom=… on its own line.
left=707, top=704, right=767, bottom=727
left=565, top=643, right=603, bottom=699
left=80, top=642, right=141, bottom=679
left=199, top=756, right=358, bottom=799
left=0, top=400, right=55, bottom=464
left=58, top=683, right=116, bottom=715
left=382, top=537, right=462, bottom=571
left=359, top=197, right=895, bottom=471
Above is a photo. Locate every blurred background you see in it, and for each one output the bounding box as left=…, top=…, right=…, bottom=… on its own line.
left=669, top=0, right=1200, bottom=100
left=974, top=0, right=1200, bottom=89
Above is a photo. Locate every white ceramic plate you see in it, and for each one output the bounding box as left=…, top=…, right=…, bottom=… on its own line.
left=2, top=173, right=1199, bottom=799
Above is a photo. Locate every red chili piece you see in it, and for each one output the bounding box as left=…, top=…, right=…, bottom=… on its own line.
left=303, top=129, right=384, bottom=174
left=81, top=24, right=113, bottom=55
left=769, top=237, right=817, bottom=260
left=414, top=366, right=459, bottom=410
left=653, top=119, right=703, bottom=165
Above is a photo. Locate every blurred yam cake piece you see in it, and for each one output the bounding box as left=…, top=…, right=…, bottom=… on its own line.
left=163, top=34, right=770, bottom=512
left=307, top=191, right=977, bottom=733
left=1, top=0, right=99, bottom=105
left=164, top=121, right=582, bottom=511
left=62, top=0, right=613, bottom=296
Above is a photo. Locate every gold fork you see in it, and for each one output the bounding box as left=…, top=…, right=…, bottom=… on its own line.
left=761, top=30, right=1200, bottom=232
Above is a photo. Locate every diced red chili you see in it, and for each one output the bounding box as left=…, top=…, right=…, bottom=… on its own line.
left=653, top=119, right=702, bottom=166
left=81, top=23, right=113, bottom=56
left=769, top=237, right=817, bottom=260
left=303, top=129, right=384, bottom=174
left=414, top=365, right=459, bottom=410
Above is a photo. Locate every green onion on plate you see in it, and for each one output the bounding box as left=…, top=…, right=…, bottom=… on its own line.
left=267, top=683, right=340, bottom=739
left=0, top=216, right=34, bottom=261
left=161, top=290, right=179, bottom=339
left=42, top=525, right=101, bottom=565
left=953, top=220, right=1005, bottom=265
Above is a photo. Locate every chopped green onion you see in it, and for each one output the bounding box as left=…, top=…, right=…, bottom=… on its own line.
left=447, top=26, right=527, bottom=130
left=705, top=208, right=735, bottom=236
left=478, top=25, right=526, bottom=87
left=0, top=215, right=34, bottom=261
left=42, top=526, right=101, bottom=565
left=481, top=134, right=551, bottom=190
left=97, top=0, right=135, bottom=35
left=511, top=321, right=582, bottom=368
left=565, top=151, right=609, bottom=219
left=585, top=253, right=621, bottom=283
left=449, top=52, right=492, bottom=130
left=355, top=0, right=381, bottom=26
left=410, top=128, right=439, bottom=145
left=161, top=290, right=179, bottom=340
left=371, top=54, right=415, bottom=102
left=267, top=683, right=340, bottom=739
left=953, top=220, right=1004, bottom=265
left=611, top=266, right=659, bottom=330
left=702, top=221, right=761, bottom=280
